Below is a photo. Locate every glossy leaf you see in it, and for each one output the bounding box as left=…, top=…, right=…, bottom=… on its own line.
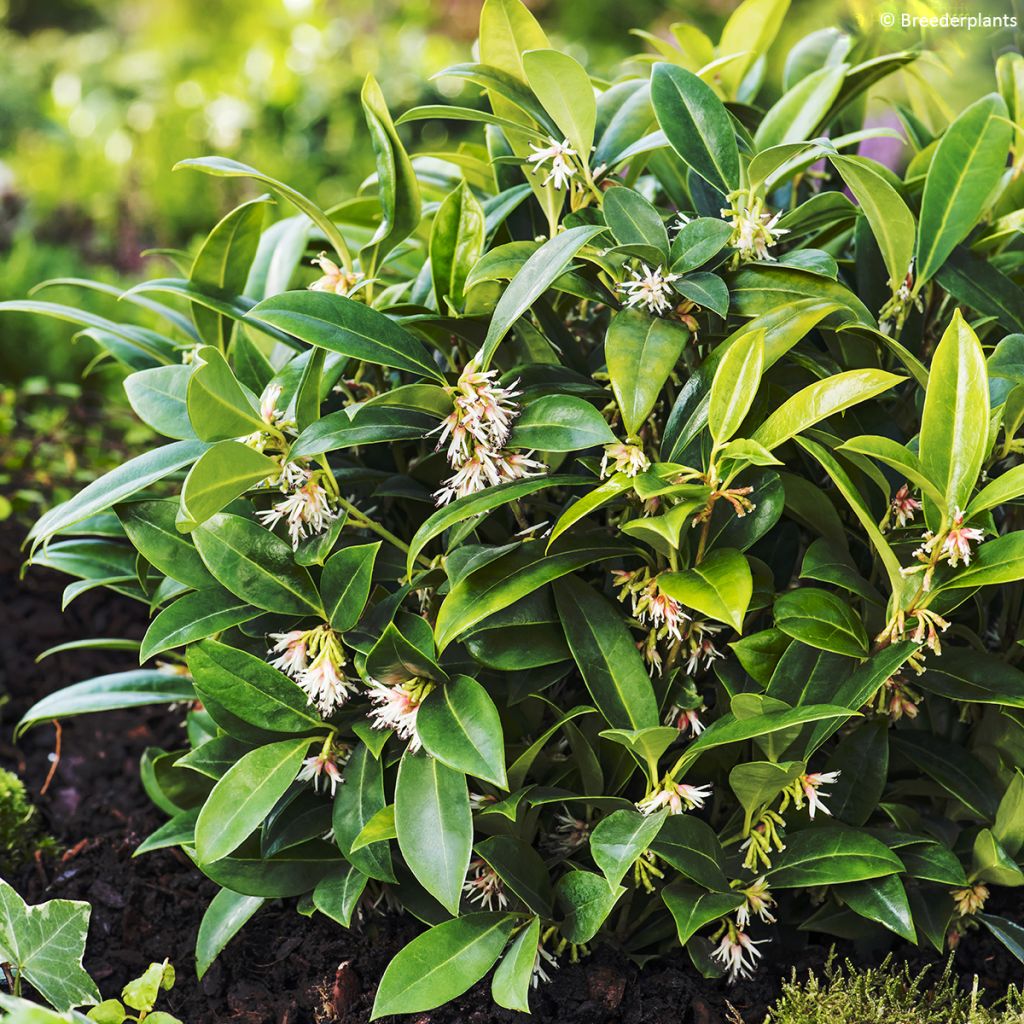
left=553, top=576, right=659, bottom=729
left=658, top=549, right=753, bottom=633
left=651, top=63, right=738, bottom=194
left=606, top=309, right=689, bottom=437
left=195, top=737, right=312, bottom=863
left=916, top=94, right=1012, bottom=285
left=371, top=913, right=515, bottom=1019
left=418, top=675, right=508, bottom=787
left=395, top=752, right=473, bottom=915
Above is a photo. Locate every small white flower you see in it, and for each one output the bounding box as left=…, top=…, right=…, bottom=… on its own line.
left=636, top=780, right=712, bottom=816
left=799, top=770, right=840, bottom=820
left=664, top=705, right=705, bottom=735
left=890, top=484, right=922, bottom=528
left=526, top=137, right=579, bottom=190
left=433, top=448, right=545, bottom=505
left=600, top=442, right=650, bottom=479
left=462, top=859, right=508, bottom=911
left=297, top=751, right=345, bottom=797
left=259, top=383, right=283, bottom=425
left=268, top=630, right=309, bottom=677
left=722, top=198, right=788, bottom=263
left=684, top=621, right=724, bottom=676
left=257, top=472, right=337, bottom=549
left=308, top=252, right=365, bottom=296
left=940, top=508, right=985, bottom=567
left=532, top=943, right=560, bottom=988
left=431, top=360, right=523, bottom=465
left=268, top=625, right=357, bottom=717
left=617, top=263, right=681, bottom=315
left=547, top=808, right=590, bottom=855
left=736, top=877, right=776, bottom=929
left=300, top=647, right=358, bottom=716
left=367, top=679, right=433, bottom=751
left=711, top=925, right=768, bottom=983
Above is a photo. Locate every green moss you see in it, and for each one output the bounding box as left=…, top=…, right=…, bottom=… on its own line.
left=0, top=768, right=58, bottom=874
left=759, top=955, right=1024, bottom=1024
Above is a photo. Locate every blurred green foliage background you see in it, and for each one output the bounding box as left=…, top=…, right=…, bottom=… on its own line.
left=0, top=0, right=1018, bottom=518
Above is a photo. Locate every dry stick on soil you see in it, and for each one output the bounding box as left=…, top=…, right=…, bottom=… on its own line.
left=38, top=719, right=61, bottom=796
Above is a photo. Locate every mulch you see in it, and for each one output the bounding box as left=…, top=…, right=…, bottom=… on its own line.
left=1, top=521, right=1020, bottom=1023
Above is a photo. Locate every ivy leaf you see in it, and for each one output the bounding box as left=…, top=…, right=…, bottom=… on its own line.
left=0, top=879, right=101, bottom=1011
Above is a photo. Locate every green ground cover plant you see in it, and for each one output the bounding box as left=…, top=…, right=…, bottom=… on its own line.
left=759, top=956, right=1024, bottom=1024
left=8, top=0, right=1024, bottom=1016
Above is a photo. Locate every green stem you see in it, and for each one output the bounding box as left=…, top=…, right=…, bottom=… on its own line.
left=334, top=495, right=430, bottom=566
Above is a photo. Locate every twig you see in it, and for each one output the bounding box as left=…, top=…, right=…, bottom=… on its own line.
left=39, top=719, right=61, bottom=796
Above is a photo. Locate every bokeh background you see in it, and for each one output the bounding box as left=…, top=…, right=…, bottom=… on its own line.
left=0, top=0, right=1019, bottom=518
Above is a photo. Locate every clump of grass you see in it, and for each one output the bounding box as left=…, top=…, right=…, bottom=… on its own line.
left=756, top=954, right=1024, bottom=1024
left=0, top=768, right=58, bottom=874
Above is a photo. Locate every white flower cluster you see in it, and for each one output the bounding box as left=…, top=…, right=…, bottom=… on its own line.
left=431, top=358, right=545, bottom=504
left=246, top=384, right=339, bottom=549
left=268, top=625, right=358, bottom=716
left=366, top=678, right=434, bottom=752
left=617, top=263, right=680, bottom=315
left=256, top=464, right=338, bottom=549
left=721, top=195, right=788, bottom=263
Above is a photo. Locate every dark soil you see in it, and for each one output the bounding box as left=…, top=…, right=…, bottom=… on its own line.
left=1, top=520, right=1021, bottom=1024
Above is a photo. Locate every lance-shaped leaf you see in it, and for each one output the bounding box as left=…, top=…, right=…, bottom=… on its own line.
left=919, top=310, right=989, bottom=520
left=430, top=181, right=486, bottom=312
left=178, top=441, right=279, bottom=530
left=28, top=440, right=208, bottom=550
left=555, top=869, right=624, bottom=944
left=662, top=883, right=745, bottom=946
left=321, top=542, right=380, bottom=632
left=651, top=63, right=739, bottom=194
left=333, top=743, right=395, bottom=883
left=434, top=536, right=631, bottom=651
left=553, top=576, right=659, bottom=729
left=367, top=621, right=448, bottom=684
left=708, top=329, right=764, bottom=444
left=408, top=474, right=584, bottom=577
left=17, top=670, right=195, bottom=738
left=915, top=94, right=1012, bottom=286
left=195, top=889, right=264, bottom=980
left=523, top=48, right=596, bottom=160
left=249, top=291, right=444, bottom=382
left=478, top=225, right=605, bottom=369
left=491, top=916, right=540, bottom=1013
left=187, top=639, right=324, bottom=734
left=767, top=827, right=904, bottom=887
left=371, top=913, right=515, bottom=1019
left=195, top=737, right=313, bottom=863
left=829, top=155, right=915, bottom=290
left=508, top=395, right=616, bottom=451
left=186, top=345, right=265, bottom=441
left=590, top=809, right=668, bottom=888
left=395, top=752, right=473, bottom=916
left=773, top=588, right=869, bottom=657
left=605, top=309, right=689, bottom=438
left=360, top=74, right=421, bottom=274
left=193, top=513, right=325, bottom=617
left=751, top=369, right=905, bottom=452
left=190, top=196, right=268, bottom=348
left=175, top=155, right=352, bottom=268
left=140, top=587, right=259, bottom=662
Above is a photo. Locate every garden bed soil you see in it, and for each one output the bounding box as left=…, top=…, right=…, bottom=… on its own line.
left=1, top=520, right=1021, bottom=1024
